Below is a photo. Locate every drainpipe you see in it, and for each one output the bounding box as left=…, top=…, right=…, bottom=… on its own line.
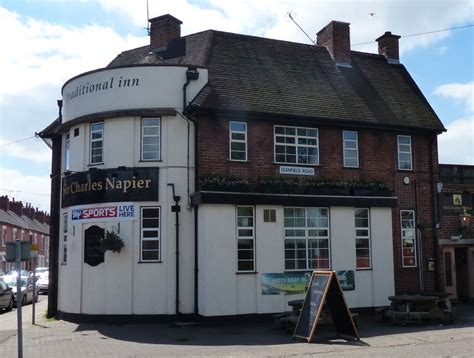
left=181, top=67, right=200, bottom=314
left=182, top=67, right=199, bottom=210
left=429, top=137, right=440, bottom=291
left=167, top=183, right=181, bottom=315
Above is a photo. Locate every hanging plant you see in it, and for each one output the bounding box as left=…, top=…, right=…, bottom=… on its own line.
left=102, top=230, right=124, bottom=253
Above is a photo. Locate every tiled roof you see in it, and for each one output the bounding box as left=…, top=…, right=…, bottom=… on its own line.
left=0, top=209, right=49, bottom=235
left=107, top=30, right=445, bottom=132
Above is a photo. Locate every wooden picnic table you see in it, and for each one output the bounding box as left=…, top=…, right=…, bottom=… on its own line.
left=386, top=293, right=454, bottom=324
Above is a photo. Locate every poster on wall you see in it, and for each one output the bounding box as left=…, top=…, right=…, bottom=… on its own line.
left=62, top=167, right=158, bottom=208
left=262, top=270, right=355, bottom=295
left=71, top=203, right=136, bottom=223
left=336, top=270, right=355, bottom=291
left=262, top=272, right=312, bottom=295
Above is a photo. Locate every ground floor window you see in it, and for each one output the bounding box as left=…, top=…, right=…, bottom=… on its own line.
left=284, top=207, right=329, bottom=270
left=236, top=206, right=255, bottom=271
left=141, top=207, right=160, bottom=262
left=355, top=208, right=371, bottom=269
left=401, top=210, right=417, bottom=267
left=63, top=213, right=68, bottom=264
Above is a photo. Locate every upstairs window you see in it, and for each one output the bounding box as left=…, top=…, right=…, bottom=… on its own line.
left=275, top=126, right=319, bottom=165
left=401, top=210, right=417, bottom=267
left=236, top=206, right=255, bottom=271
left=229, top=121, right=247, bottom=161
left=141, top=118, right=161, bottom=161
left=90, top=122, right=104, bottom=164
left=64, top=133, right=70, bottom=171
left=397, top=135, right=412, bottom=170
left=343, top=131, right=359, bottom=168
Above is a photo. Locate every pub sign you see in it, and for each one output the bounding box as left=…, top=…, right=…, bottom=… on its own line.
left=62, top=167, right=159, bottom=208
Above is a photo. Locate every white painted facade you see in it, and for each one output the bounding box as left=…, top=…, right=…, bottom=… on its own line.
left=198, top=205, right=395, bottom=316
left=58, top=65, right=206, bottom=315
left=57, top=64, right=395, bottom=317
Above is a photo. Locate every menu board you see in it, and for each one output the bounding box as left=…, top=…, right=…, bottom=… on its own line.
left=293, top=271, right=331, bottom=340
left=294, top=271, right=359, bottom=343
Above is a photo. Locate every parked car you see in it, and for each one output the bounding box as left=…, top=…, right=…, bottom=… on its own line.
left=0, top=278, right=14, bottom=311
left=34, top=267, right=48, bottom=276
left=3, top=275, right=38, bottom=306
left=37, top=272, right=49, bottom=294
left=6, top=270, right=31, bottom=277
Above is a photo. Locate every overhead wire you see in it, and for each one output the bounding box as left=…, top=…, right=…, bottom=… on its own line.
left=0, top=135, right=37, bottom=148
left=352, top=24, right=474, bottom=47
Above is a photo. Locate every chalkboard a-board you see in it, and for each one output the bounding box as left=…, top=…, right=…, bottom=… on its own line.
left=293, top=271, right=359, bottom=343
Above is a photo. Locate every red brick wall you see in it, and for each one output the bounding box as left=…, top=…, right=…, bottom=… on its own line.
left=197, top=115, right=441, bottom=293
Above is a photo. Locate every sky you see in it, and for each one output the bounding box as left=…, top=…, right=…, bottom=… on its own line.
left=0, top=0, right=473, bottom=212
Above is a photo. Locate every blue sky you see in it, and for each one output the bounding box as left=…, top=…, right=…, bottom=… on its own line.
left=0, top=0, right=473, bottom=211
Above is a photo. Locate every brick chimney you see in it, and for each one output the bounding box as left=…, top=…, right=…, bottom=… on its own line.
left=149, top=14, right=183, bottom=50
left=23, top=204, right=35, bottom=220
left=0, top=195, right=8, bottom=211
left=376, top=31, right=401, bottom=63
left=9, top=198, right=23, bottom=216
left=317, top=21, right=351, bottom=66
left=35, top=209, right=45, bottom=224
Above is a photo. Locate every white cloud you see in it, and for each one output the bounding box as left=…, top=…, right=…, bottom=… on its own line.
left=0, top=7, right=146, bottom=103
left=97, top=0, right=473, bottom=55
left=434, top=81, right=474, bottom=113
left=0, top=168, right=51, bottom=211
left=0, top=6, right=145, bottom=166
left=435, top=81, right=474, bottom=164
left=0, top=137, right=51, bottom=164
left=438, top=116, right=474, bottom=164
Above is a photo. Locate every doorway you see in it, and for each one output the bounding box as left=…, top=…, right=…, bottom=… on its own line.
left=443, top=247, right=474, bottom=302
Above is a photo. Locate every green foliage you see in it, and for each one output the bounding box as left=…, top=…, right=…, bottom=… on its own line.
left=102, top=230, right=124, bottom=253
left=199, top=174, right=249, bottom=191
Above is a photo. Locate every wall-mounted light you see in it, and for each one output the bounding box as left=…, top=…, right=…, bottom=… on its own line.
left=459, top=207, right=471, bottom=229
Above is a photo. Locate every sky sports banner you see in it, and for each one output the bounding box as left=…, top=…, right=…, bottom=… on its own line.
left=62, top=167, right=158, bottom=208
left=71, top=203, right=136, bottom=222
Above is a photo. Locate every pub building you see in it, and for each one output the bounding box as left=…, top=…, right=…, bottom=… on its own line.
left=39, top=15, right=473, bottom=320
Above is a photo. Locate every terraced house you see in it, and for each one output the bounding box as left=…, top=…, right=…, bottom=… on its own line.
left=40, top=14, right=470, bottom=320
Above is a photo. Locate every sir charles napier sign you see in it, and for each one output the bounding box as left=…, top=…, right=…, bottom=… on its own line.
left=62, top=167, right=158, bottom=208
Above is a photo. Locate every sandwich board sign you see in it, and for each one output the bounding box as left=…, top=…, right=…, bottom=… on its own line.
left=293, top=271, right=359, bottom=343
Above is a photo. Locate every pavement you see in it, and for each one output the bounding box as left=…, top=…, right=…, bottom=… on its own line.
left=1, top=297, right=474, bottom=357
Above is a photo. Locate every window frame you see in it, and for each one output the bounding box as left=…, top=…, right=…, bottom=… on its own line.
left=140, top=206, right=161, bottom=262
left=400, top=210, right=417, bottom=268
left=229, top=121, right=248, bottom=162
left=89, top=122, right=104, bottom=165
left=64, top=132, right=70, bottom=171
left=284, top=207, right=330, bottom=271
left=141, top=117, right=161, bottom=161
left=397, top=135, right=412, bottom=171
left=354, top=208, right=371, bottom=270
left=274, top=125, right=319, bottom=166
left=63, top=213, right=68, bottom=264
left=1, top=225, right=5, bottom=247
left=343, top=130, right=359, bottom=168
left=236, top=206, right=255, bottom=272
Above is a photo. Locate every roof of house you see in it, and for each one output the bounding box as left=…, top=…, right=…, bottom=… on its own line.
left=0, top=209, right=49, bottom=235
left=108, top=30, right=445, bottom=133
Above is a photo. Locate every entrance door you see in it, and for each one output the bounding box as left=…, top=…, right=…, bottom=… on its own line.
left=443, top=248, right=457, bottom=300
left=455, top=248, right=469, bottom=301
left=469, top=248, right=474, bottom=302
